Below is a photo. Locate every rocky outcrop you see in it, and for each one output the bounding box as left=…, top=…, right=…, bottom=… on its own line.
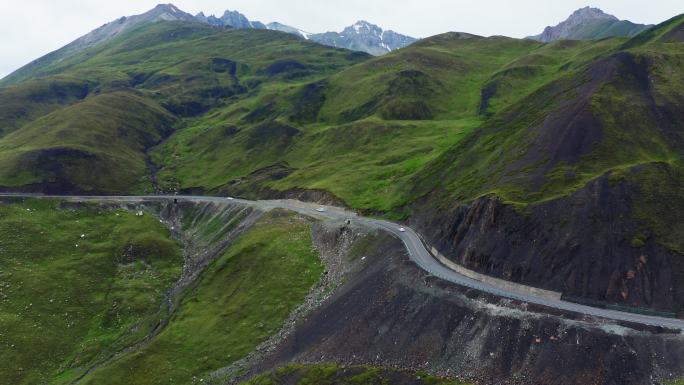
left=309, top=21, right=416, bottom=56
left=409, top=172, right=684, bottom=315
left=194, top=11, right=416, bottom=55
left=195, top=10, right=266, bottom=29
left=528, top=7, right=650, bottom=42
left=245, top=225, right=684, bottom=385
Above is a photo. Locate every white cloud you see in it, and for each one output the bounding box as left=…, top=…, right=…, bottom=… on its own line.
left=1, top=0, right=682, bottom=79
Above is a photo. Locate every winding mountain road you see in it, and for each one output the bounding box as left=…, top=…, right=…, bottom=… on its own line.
left=3, top=193, right=684, bottom=331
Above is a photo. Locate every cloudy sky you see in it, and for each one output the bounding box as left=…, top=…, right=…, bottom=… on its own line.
left=1, top=0, right=683, bottom=79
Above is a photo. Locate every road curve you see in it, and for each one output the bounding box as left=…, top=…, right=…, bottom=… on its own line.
left=3, top=193, right=684, bottom=331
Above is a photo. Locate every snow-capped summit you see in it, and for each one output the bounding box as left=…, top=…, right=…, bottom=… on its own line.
left=312, top=20, right=416, bottom=55
left=192, top=10, right=416, bottom=55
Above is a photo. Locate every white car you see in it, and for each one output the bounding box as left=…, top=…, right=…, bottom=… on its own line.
left=227, top=197, right=234, bottom=200
left=399, top=227, right=406, bottom=232
left=315, top=207, right=326, bottom=212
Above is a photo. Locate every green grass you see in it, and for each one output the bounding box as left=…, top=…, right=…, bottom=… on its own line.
left=0, top=199, right=183, bottom=384
left=154, top=117, right=480, bottom=211
left=79, top=210, right=323, bottom=385
left=0, top=22, right=366, bottom=194
left=1, top=15, right=684, bottom=240
left=0, top=91, right=176, bottom=193
left=0, top=76, right=92, bottom=136
left=242, top=363, right=472, bottom=385
left=149, top=31, right=627, bottom=212
left=1, top=17, right=680, bottom=214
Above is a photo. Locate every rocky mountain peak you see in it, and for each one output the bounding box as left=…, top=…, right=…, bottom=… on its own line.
left=569, top=6, right=618, bottom=22
left=345, top=21, right=382, bottom=35
left=528, top=6, right=649, bottom=43
left=191, top=9, right=416, bottom=55
left=194, top=9, right=266, bottom=29
left=148, top=3, right=194, bottom=21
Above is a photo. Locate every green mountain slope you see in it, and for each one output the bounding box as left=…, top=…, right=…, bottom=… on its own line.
left=565, top=18, right=648, bottom=40
left=0, top=91, right=176, bottom=193
left=149, top=32, right=624, bottom=211
left=1, top=13, right=684, bottom=312
left=528, top=7, right=651, bottom=43
left=0, top=199, right=183, bottom=385
left=78, top=210, right=322, bottom=385
left=0, top=21, right=367, bottom=194
left=413, top=16, right=684, bottom=213
left=0, top=4, right=198, bottom=88
left=407, top=16, right=684, bottom=312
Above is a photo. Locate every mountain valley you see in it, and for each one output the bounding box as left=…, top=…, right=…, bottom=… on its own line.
left=1, top=4, right=684, bottom=385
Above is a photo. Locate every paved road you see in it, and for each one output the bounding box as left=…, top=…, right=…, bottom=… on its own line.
left=3, top=193, right=684, bottom=331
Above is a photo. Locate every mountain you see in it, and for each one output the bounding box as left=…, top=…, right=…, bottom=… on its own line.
left=0, top=21, right=368, bottom=193
left=309, top=20, right=417, bottom=56
left=191, top=9, right=415, bottom=55
left=2, top=8, right=684, bottom=385
left=195, top=10, right=266, bottom=29
left=528, top=6, right=651, bottom=42
left=267, top=22, right=312, bottom=40
left=1, top=0, right=684, bottom=317
left=1, top=4, right=413, bottom=87
left=192, top=10, right=414, bottom=55
left=1, top=4, right=197, bottom=85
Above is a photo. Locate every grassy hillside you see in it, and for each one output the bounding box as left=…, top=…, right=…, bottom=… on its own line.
left=0, top=199, right=183, bottom=385
left=0, top=199, right=324, bottom=384
left=0, top=16, right=667, bottom=209
left=150, top=31, right=625, bottom=212
left=0, top=91, right=176, bottom=193
left=411, top=16, right=684, bottom=211
left=243, top=364, right=471, bottom=385
left=0, top=21, right=367, bottom=194
left=1, top=14, right=684, bottom=309
left=78, top=210, right=322, bottom=385
left=0, top=17, right=628, bottom=205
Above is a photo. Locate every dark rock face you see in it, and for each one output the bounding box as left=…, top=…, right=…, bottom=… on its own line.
left=195, top=10, right=266, bottom=29
left=407, top=49, right=684, bottom=315
left=252, top=233, right=684, bottom=385
left=410, top=172, right=684, bottom=314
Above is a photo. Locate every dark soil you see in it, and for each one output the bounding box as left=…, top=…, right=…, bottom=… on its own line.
left=245, top=230, right=684, bottom=385
left=410, top=172, right=684, bottom=313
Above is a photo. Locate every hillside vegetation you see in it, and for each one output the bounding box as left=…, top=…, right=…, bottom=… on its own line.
left=243, top=364, right=471, bottom=385
left=0, top=199, right=183, bottom=385
left=1, top=15, right=684, bottom=311
left=78, top=210, right=322, bottom=385
left=0, top=199, right=323, bottom=385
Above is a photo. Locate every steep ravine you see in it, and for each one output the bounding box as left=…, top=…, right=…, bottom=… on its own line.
left=70, top=199, right=264, bottom=384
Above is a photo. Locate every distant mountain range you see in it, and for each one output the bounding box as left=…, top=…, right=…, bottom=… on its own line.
left=528, top=6, right=651, bottom=42
left=1, top=4, right=667, bottom=86
left=192, top=8, right=416, bottom=56
left=1, top=3, right=414, bottom=86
